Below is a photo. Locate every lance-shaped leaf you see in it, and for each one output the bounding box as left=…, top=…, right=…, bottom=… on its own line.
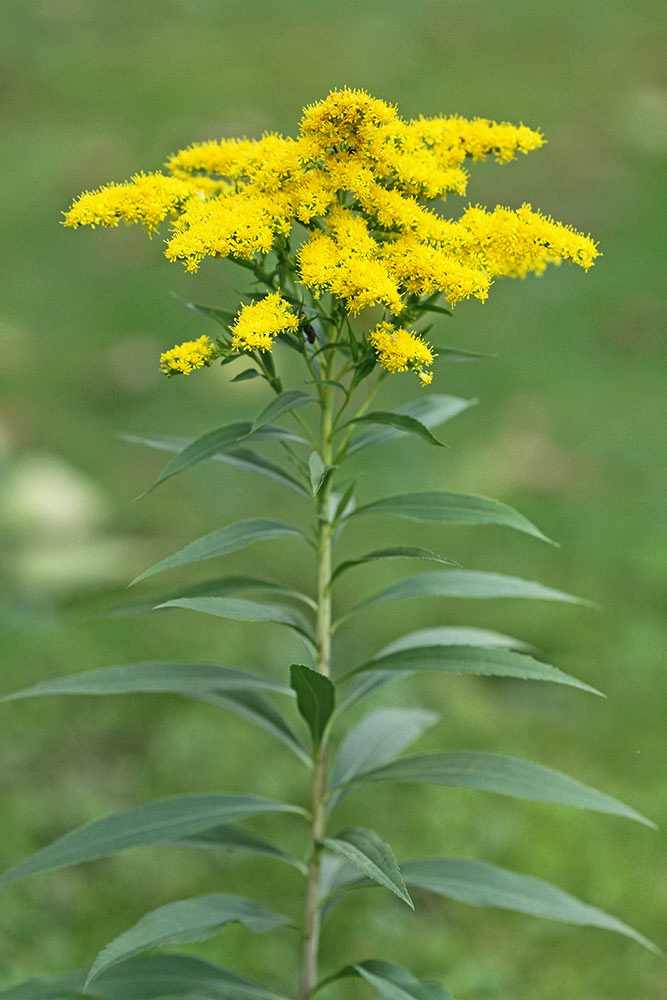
left=321, top=829, right=413, bottom=907
left=337, top=627, right=533, bottom=711
left=350, top=491, right=552, bottom=543
left=401, top=858, right=659, bottom=954
left=171, top=824, right=303, bottom=870
left=252, top=390, right=315, bottom=431
left=330, top=709, right=438, bottom=790
left=130, top=518, right=307, bottom=586
left=175, top=294, right=237, bottom=327
left=354, top=751, right=655, bottom=826
left=0, top=795, right=304, bottom=886
left=0, top=954, right=291, bottom=1000
left=377, top=626, right=532, bottom=657
left=1, top=661, right=291, bottom=704
left=124, top=434, right=308, bottom=497
left=290, top=665, right=335, bottom=745
left=331, top=547, right=455, bottom=583
left=215, top=447, right=308, bottom=495
left=156, top=597, right=315, bottom=646
left=343, top=570, right=589, bottom=621
left=201, top=689, right=308, bottom=763
left=109, top=575, right=314, bottom=619
left=342, top=645, right=600, bottom=696
left=348, top=394, right=474, bottom=455
left=85, top=894, right=290, bottom=987
left=343, top=412, right=446, bottom=448
left=323, top=960, right=452, bottom=1000
left=133, top=422, right=305, bottom=493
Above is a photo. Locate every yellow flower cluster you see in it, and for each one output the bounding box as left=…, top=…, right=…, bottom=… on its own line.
left=369, top=322, right=436, bottom=385
left=159, top=335, right=217, bottom=376
left=65, top=89, right=599, bottom=382
left=231, top=293, right=300, bottom=352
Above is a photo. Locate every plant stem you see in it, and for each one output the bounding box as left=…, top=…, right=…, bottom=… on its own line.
left=299, top=373, right=335, bottom=1000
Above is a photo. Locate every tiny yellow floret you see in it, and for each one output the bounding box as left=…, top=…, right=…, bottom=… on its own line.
left=231, top=293, right=300, bottom=352
left=159, top=335, right=217, bottom=376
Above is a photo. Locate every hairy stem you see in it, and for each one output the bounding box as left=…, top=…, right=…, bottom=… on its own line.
left=299, top=372, right=335, bottom=1000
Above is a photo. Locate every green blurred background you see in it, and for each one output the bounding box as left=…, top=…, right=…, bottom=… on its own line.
left=1, top=1, right=666, bottom=997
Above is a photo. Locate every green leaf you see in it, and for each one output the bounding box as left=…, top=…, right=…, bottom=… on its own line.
left=85, top=894, right=290, bottom=986
left=123, top=435, right=308, bottom=496
left=324, top=960, right=452, bottom=1000
left=108, top=575, right=314, bottom=618
left=130, top=518, right=307, bottom=586
left=0, top=795, right=303, bottom=886
left=344, top=412, right=446, bottom=448
left=201, top=689, right=308, bottom=763
left=401, top=858, right=659, bottom=954
left=330, top=709, right=438, bottom=789
left=251, top=390, right=314, bottom=431
left=343, top=644, right=600, bottom=696
left=351, top=491, right=553, bottom=543
left=377, top=626, right=532, bottom=656
left=0, top=955, right=292, bottom=1000
left=355, top=751, right=655, bottom=825
left=156, top=597, right=315, bottom=645
left=230, top=368, right=263, bottom=382
left=174, top=295, right=236, bottom=327
left=322, top=828, right=413, bottom=907
left=131, top=422, right=306, bottom=493
left=337, top=629, right=538, bottom=711
left=289, top=665, right=335, bottom=744
left=344, top=570, right=588, bottom=620
left=348, top=394, right=474, bottom=455
left=0, top=661, right=291, bottom=704
left=308, top=451, right=327, bottom=496
left=171, top=823, right=303, bottom=870
left=431, top=345, right=488, bottom=361
left=332, top=546, right=455, bottom=582
left=218, top=447, right=309, bottom=495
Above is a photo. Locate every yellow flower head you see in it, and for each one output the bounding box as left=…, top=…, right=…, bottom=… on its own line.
left=369, top=322, right=436, bottom=385
left=65, top=89, right=598, bottom=342
left=159, top=335, right=217, bottom=376
left=231, top=293, right=300, bottom=352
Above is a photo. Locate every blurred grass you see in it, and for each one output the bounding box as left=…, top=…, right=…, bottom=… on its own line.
left=1, top=1, right=666, bottom=998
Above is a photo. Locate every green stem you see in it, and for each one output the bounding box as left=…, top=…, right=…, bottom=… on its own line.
left=299, top=368, right=335, bottom=1000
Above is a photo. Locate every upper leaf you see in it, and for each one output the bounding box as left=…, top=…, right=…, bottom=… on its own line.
left=342, top=644, right=601, bottom=696
left=251, top=390, right=315, bottom=432
left=156, top=597, right=315, bottom=646
left=321, top=828, right=413, bottom=907
left=401, top=858, right=659, bottom=954
left=0, top=795, right=303, bottom=886
left=350, top=490, right=552, bottom=543
left=342, top=412, right=446, bottom=448
left=170, top=823, right=303, bottom=870
left=85, top=894, right=290, bottom=986
left=134, top=422, right=305, bottom=493
left=331, top=546, right=454, bottom=583
left=130, top=518, right=307, bottom=586
left=330, top=708, right=438, bottom=790
left=322, top=960, right=453, bottom=1000
left=347, top=394, right=474, bottom=455
left=0, top=661, right=291, bottom=704
left=344, top=570, right=589, bottom=621
left=289, top=665, right=335, bottom=745
left=354, top=751, right=655, bottom=825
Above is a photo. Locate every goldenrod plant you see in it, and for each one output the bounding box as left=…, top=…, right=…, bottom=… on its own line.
left=1, top=89, right=657, bottom=1000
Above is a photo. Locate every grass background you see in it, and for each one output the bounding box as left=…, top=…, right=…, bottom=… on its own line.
left=1, top=1, right=666, bottom=998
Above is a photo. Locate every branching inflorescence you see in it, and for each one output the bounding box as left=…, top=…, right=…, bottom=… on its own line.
left=2, top=91, right=655, bottom=1000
